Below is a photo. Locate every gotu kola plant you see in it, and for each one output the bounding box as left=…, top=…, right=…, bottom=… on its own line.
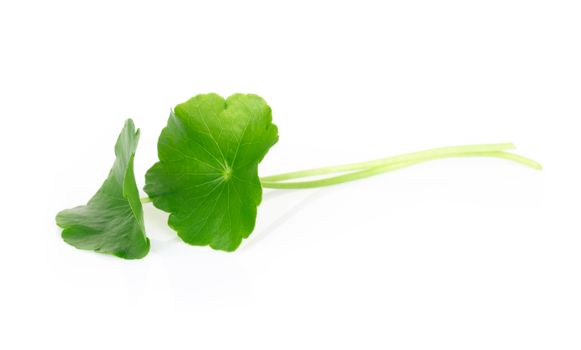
left=56, top=93, right=542, bottom=259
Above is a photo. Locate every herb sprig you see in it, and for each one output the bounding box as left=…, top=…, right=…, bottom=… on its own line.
left=56, top=93, right=541, bottom=259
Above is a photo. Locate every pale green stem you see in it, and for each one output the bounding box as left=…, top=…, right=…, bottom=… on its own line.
left=260, top=151, right=542, bottom=189
left=261, top=143, right=517, bottom=182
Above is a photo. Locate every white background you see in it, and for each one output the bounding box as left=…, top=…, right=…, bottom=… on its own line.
left=1, top=0, right=579, bottom=349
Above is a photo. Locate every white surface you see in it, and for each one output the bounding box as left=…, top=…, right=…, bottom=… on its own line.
left=1, top=0, right=579, bottom=349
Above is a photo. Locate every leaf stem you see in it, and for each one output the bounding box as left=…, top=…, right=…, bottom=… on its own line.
left=259, top=145, right=542, bottom=189
left=261, top=143, right=518, bottom=182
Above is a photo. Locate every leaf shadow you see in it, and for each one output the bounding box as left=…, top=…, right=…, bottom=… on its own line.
left=240, top=188, right=329, bottom=251
left=142, top=201, right=183, bottom=253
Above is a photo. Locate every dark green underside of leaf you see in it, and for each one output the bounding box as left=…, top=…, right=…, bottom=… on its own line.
left=56, top=119, right=150, bottom=259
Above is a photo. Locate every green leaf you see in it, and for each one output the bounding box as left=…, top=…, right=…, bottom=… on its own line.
left=56, top=119, right=150, bottom=259
left=144, top=93, right=279, bottom=251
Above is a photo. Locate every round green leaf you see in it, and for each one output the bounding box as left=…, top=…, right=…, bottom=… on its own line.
left=144, top=93, right=279, bottom=251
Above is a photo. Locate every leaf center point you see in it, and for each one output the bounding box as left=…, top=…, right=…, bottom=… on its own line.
left=222, top=164, right=233, bottom=181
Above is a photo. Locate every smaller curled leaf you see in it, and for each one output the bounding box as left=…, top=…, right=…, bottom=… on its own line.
left=56, top=119, right=150, bottom=259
